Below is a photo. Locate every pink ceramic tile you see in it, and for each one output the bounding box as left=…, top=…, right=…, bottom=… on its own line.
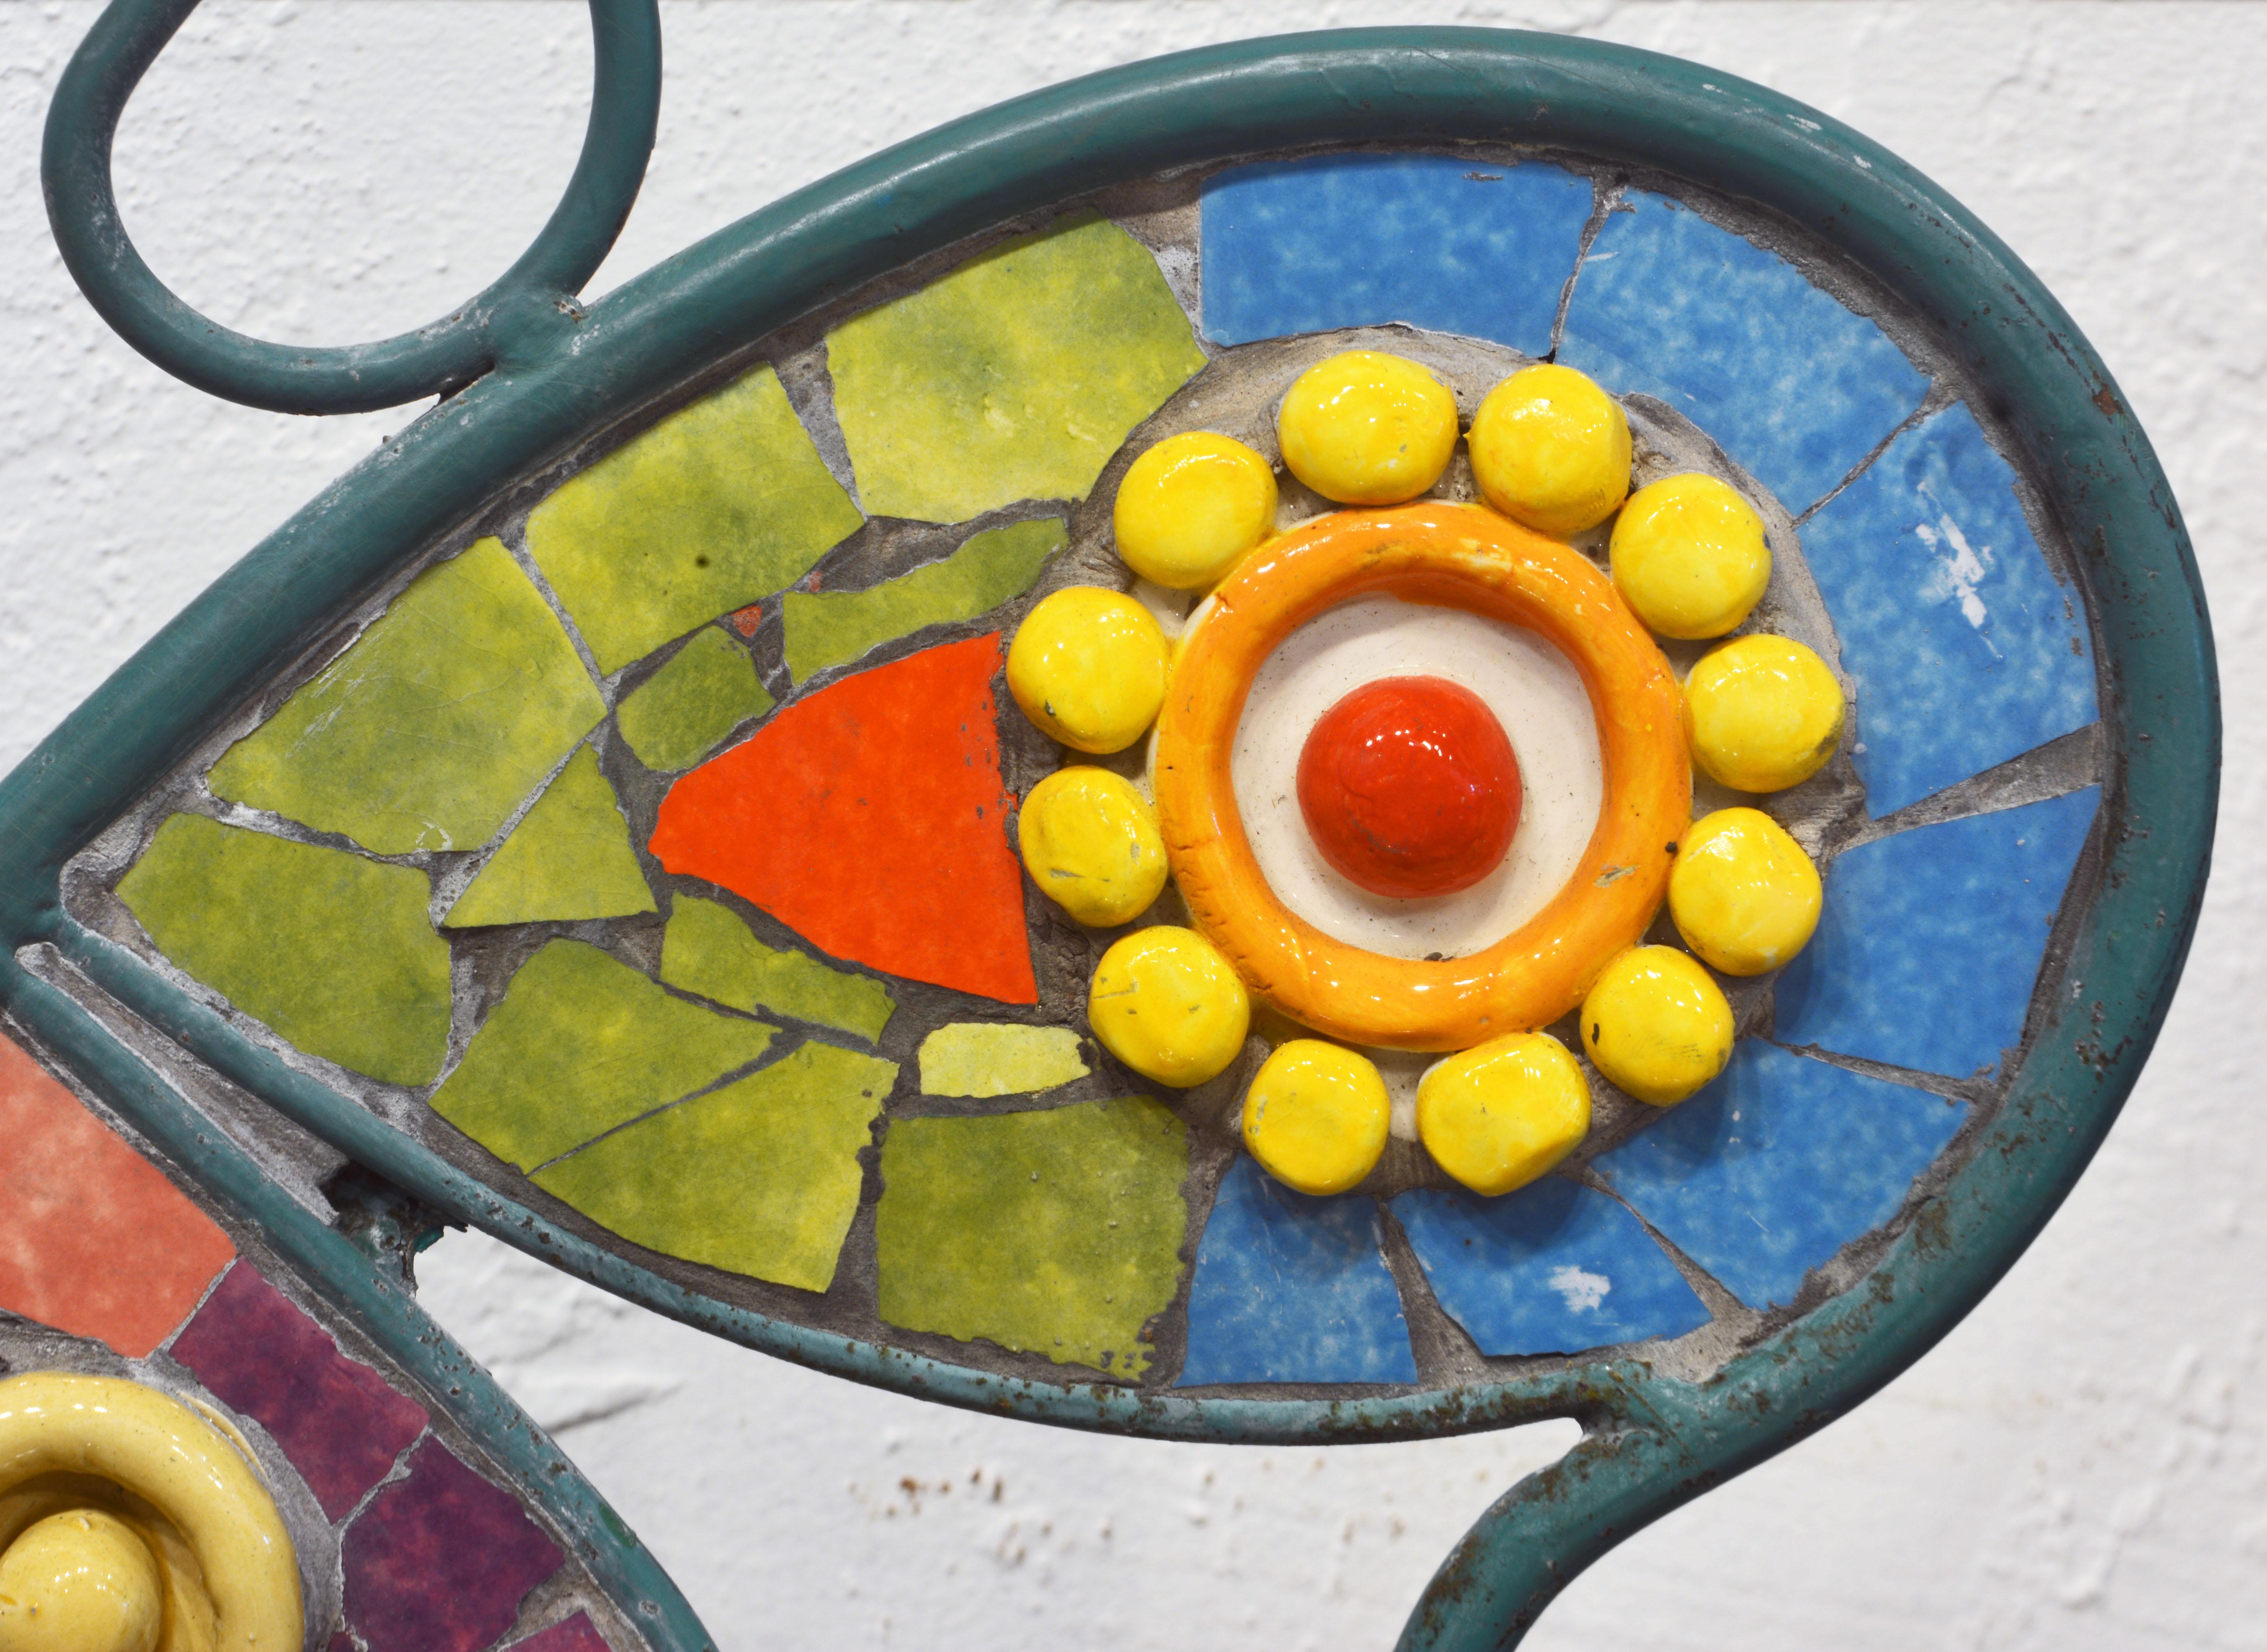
left=343, top=1436, right=563, bottom=1652
left=0, top=1034, right=235, bottom=1357
left=170, top=1262, right=429, bottom=1520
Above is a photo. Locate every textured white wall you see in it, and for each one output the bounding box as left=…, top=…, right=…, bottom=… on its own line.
left=4, top=4, right=2261, bottom=1648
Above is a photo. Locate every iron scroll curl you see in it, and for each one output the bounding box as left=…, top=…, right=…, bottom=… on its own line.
left=41, top=0, right=662, bottom=415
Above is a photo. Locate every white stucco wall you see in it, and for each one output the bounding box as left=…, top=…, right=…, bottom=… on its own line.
left=4, top=4, right=2260, bottom=1647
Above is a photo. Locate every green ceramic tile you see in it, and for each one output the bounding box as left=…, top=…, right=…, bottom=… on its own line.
left=429, top=939, right=774, bottom=1170
left=659, top=896, right=894, bottom=1043
left=875, top=1097, right=1188, bottom=1376
left=525, top=367, right=865, bottom=674
left=615, top=628, right=775, bottom=773
left=208, top=537, right=606, bottom=856
left=443, top=747, right=656, bottom=928
left=117, top=814, right=450, bottom=1086
left=917, top=1023, right=1089, bottom=1098
left=534, top=1042, right=894, bottom=1293
left=827, top=215, right=1206, bottom=523
left=782, top=517, right=1066, bottom=682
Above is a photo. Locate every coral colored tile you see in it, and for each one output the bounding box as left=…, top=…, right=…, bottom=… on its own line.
left=509, top=1616, right=611, bottom=1652
left=343, top=1437, right=562, bottom=1652
left=728, top=604, right=764, bottom=638
left=0, top=1036, right=235, bottom=1358
left=170, top=1262, right=429, bottom=1520
left=650, top=633, right=1038, bottom=1002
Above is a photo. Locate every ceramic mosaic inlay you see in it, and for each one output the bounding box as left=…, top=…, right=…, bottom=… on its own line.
left=59, top=139, right=2109, bottom=1422
left=0, top=1033, right=663, bottom=1651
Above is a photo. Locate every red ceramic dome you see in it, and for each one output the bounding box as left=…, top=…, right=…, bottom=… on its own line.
left=1295, top=675, right=1521, bottom=899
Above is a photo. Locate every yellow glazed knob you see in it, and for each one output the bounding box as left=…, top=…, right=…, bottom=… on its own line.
left=1276, top=351, right=1459, bottom=506
left=0, top=1372, right=302, bottom=1652
left=1466, top=364, right=1632, bottom=537
left=0, top=1510, right=163, bottom=1652
left=1017, top=766, right=1169, bottom=927
left=1683, top=633, right=1846, bottom=792
left=1006, top=587, right=1168, bottom=754
left=1669, top=808, right=1823, bottom=976
left=1113, top=431, right=1280, bottom=590
left=1088, top=925, right=1251, bottom=1088
left=1581, top=945, right=1735, bottom=1106
left=1610, top=473, right=1771, bottom=639
left=1242, top=1039, right=1391, bottom=1195
left=1416, top=1031, right=1592, bottom=1198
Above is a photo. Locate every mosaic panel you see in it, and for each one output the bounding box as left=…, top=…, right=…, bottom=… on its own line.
left=70, top=148, right=2108, bottom=1413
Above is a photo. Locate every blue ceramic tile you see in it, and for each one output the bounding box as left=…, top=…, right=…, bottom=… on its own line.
left=1774, top=786, right=2097, bottom=1079
left=1558, top=191, right=1929, bottom=513
left=1391, top=1178, right=1709, bottom=1355
left=1591, top=1041, right=1967, bottom=1309
left=1179, top=1154, right=1417, bottom=1386
left=1200, top=153, right=1592, bottom=354
left=1799, top=402, right=2099, bottom=816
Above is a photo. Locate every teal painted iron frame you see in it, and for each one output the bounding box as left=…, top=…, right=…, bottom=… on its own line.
left=11, top=3, right=2215, bottom=1647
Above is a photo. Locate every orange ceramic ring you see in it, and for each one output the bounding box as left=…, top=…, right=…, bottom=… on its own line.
left=1153, top=502, right=1689, bottom=1051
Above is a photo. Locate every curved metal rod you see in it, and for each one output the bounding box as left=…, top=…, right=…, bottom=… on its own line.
left=41, top=0, right=661, bottom=415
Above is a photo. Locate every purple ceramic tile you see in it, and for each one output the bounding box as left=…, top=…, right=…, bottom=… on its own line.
left=169, top=1262, right=428, bottom=1520
left=509, top=1614, right=611, bottom=1652
left=343, top=1437, right=564, bottom=1652
left=329, top=1635, right=356, bottom=1652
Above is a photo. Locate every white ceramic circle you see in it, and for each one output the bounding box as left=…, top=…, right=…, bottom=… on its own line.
left=1208, top=594, right=1604, bottom=961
